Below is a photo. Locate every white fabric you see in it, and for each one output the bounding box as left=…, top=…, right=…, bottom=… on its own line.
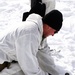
left=15, top=14, right=47, bottom=75
left=37, top=38, right=59, bottom=75
left=0, top=13, right=59, bottom=75
left=42, top=0, right=55, bottom=14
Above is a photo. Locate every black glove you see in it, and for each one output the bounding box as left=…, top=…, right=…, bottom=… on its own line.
left=22, top=12, right=30, bottom=21
left=65, top=73, right=69, bottom=75
left=29, top=2, right=46, bottom=17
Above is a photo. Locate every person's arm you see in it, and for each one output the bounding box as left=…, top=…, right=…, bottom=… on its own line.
left=37, top=39, right=59, bottom=75
left=15, top=13, right=45, bottom=75
left=15, top=33, right=44, bottom=75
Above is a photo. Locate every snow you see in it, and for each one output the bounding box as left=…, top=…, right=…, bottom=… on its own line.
left=47, top=0, right=75, bottom=75
left=0, top=0, right=75, bottom=75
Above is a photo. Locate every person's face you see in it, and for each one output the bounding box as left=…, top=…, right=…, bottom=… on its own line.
left=43, top=24, right=56, bottom=38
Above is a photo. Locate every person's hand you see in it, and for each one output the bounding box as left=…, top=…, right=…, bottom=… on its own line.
left=29, top=2, right=46, bottom=17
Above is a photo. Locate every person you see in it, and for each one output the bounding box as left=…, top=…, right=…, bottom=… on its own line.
left=31, top=0, right=42, bottom=8
left=30, top=0, right=55, bottom=14
left=0, top=2, right=63, bottom=75
left=22, top=0, right=55, bottom=21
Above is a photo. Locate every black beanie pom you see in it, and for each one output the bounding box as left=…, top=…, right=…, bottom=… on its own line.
left=42, top=10, right=63, bottom=32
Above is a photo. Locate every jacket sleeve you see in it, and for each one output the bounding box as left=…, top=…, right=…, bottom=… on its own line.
left=0, top=30, right=18, bottom=63
left=37, top=39, right=59, bottom=75
left=15, top=34, right=46, bottom=75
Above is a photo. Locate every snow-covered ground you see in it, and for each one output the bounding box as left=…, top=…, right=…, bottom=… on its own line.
left=47, top=0, right=75, bottom=75
left=0, top=0, right=75, bottom=75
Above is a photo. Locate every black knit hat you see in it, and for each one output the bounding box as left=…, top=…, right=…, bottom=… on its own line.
left=42, top=10, right=63, bottom=32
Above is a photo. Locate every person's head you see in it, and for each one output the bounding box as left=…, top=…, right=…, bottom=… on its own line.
left=42, top=10, right=63, bottom=38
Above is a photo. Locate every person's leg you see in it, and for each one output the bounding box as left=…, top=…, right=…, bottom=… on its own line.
left=31, top=0, right=42, bottom=8
left=22, top=0, right=42, bottom=21
left=42, top=0, right=55, bottom=14
left=22, top=12, right=29, bottom=21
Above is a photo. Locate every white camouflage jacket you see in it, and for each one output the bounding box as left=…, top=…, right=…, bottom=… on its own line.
left=0, top=13, right=59, bottom=75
